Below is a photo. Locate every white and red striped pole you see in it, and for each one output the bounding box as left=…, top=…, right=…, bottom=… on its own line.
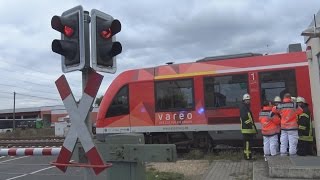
left=54, top=70, right=106, bottom=175
left=0, top=148, right=61, bottom=156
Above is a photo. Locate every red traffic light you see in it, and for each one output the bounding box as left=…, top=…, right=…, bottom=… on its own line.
left=64, top=26, right=74, bottom=37
left=51, top=15, right=75, bottom=37
left=101, top=28, right=112, bottom=39
left=98, top=19, right=121, bottom=39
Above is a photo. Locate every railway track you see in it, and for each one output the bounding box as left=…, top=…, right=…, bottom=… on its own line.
left=0, top=137, right=64, bottom=148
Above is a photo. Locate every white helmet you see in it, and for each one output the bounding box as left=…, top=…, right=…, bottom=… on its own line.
left=291, top=97, right=297, bottom=102
left=296, top=96, right=306, bottom=103
left=243, top=93, right=250, bottom=100
left=274, top=96, right=281, bottom=102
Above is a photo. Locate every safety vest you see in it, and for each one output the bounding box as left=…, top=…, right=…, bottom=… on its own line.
left=259, top=106, right=280, bottom=136
left=273, top=98, right=303, bottom=130
left=298, top=109, right=313, bottom=142
left=240, top=103, right=257, bottom=134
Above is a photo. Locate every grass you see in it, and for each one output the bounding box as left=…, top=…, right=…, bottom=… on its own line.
left=146, top=167, right=184, bottom=180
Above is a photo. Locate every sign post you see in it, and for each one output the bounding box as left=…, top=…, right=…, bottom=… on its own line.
left=52, top=69, right=111, bottom=175
left=50, top=6, right=177, bottom=179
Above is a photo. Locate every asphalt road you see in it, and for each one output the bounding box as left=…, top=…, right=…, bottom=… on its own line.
left=0, top=156, right=108, bottom=180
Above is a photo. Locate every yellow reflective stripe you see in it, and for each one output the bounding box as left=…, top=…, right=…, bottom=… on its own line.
left=299, top=125, right=307, bottom=130
left=299, top=135, right=313, bottom=142
left=248, top=113, right=253, bottom=123
left=243, top=141, right=251, bottom=159
left=241, top=129, right=256, bottom=134
left=245, top=119, right=251, bottom=124
left=299, top=113, right=309, bottom=119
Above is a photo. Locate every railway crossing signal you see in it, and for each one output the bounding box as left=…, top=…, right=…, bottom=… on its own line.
left=91, top=9, right=122, bottom=73
left=51, top=6, right=86, bottom=73
left=51, top=6, right=122, bottom=74
left=53, top=69, right=110, bottom=175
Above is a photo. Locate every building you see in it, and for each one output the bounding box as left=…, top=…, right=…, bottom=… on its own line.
left=0, top=105, right=99, bottom=127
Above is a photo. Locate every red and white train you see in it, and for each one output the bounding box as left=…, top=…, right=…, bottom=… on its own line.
left=96, top=45, right=311, bottom=149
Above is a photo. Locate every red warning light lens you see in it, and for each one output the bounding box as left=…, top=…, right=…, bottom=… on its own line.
left=64, top=26, right=74, bottom=37
left=101, top=28, right=112, bottom=39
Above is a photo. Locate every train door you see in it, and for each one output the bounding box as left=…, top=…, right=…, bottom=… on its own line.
left=129, top=81, right=155, bottom=129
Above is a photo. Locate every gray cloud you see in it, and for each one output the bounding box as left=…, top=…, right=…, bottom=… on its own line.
left=0, top=0, right=319, bottom=109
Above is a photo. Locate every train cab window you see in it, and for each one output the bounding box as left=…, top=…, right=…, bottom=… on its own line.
left=204, top=74, right=248, bottom=108
left=155, top=79, right=194, bottom=111
left=259, top=70, right=297, bottom=103
left=106, top=85, right=129, bottom=118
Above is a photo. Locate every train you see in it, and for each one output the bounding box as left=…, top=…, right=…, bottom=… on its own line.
left=96, top=44, right=312, bottom=150
left=0, top=119, right=43, bottom=133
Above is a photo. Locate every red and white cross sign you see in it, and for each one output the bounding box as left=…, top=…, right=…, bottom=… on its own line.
left=54, top=69, right=106, bottom=175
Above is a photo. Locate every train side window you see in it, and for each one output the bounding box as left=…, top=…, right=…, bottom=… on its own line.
left=204, top=74, right=248, bottom=108
left=106, top=85, right=129, bottom=118
left=259, top=70, right=297, bottom=103
left=155, top=79, right=194, bottom=111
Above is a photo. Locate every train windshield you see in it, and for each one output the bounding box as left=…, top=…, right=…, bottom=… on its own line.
left=106, top=85, right=129, bottom=118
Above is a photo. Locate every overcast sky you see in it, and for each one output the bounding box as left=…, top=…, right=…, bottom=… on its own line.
left=0, top=0, right=319, bottom=110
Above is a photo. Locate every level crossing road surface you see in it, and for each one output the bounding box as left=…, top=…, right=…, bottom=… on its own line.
left=0, top=156, right=108, bottom=180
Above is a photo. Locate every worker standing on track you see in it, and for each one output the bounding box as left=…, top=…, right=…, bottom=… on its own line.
left=273, top=93, right=303, bottom=156
left=259, top=101, right=281, bottom=158
left=296, top=96, right=314, bottom=156
left=240, top=93, right=257, bottom=160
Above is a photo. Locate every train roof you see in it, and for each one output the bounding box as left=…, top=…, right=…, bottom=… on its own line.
left=110, top=50, right=307, bottom=87
left=152, top=51, right=307, bottom=80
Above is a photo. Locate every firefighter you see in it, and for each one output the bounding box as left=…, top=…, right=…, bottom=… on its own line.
left=240, top=93, right=257, bottom=160
left=273, top=93, right=303, bottom=156
left=296, top=96, right=314, bottom=156
left=273, top=96, right=282, bottom=152
left=259, top=101, right=281, bottom=158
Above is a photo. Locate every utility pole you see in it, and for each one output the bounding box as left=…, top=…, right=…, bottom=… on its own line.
left=13, top=91, right=16, bottom=131
left=83, top=11, right=92, bottom=137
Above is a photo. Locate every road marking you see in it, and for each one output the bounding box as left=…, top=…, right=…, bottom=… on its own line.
left=29, top=166, right=55, bottom=174
left=4, top=159, right=74, bottom=180
left=0, top=156, right=28, bottom=163
left=6, top=174, right=28, bottom=180
left=4, top=164, right=54, bottom=180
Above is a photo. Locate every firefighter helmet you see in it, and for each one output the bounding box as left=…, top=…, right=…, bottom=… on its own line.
left=243, top=93, right=251, bottom=100
left=274, top=96, right=281, bottom=102
left=291, top=97, right=297, bottom=102
left=296, top=96, right=306, bottom=103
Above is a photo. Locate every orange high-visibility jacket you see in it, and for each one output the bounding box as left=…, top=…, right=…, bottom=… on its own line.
left=272, top=98, right=303, bottom=130
left=259, top=106, right=280, bottom=136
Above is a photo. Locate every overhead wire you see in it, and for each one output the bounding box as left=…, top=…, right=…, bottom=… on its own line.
left=16, top=93, right=61, bottom=101
left=0, top=61, right=81, bottom=86
left=0, top=83, right=58, bottom=95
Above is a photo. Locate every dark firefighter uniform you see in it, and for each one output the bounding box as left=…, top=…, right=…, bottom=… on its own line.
left=297, top=102, right=313, bottom=156
left=240, top=98, right=257, bottom=160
